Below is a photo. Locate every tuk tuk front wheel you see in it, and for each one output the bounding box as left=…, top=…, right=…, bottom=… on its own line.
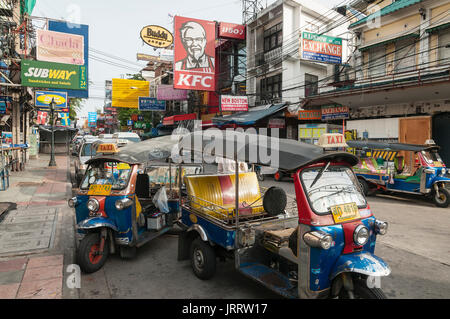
left=77, top=232, right=109, bottom=274
left=358, top=178, right=370, bottom=197
left=338, top=278, right=387, bottom=299
left=190, top=238, right=216, bottom=280
left=432, top=187, right=450, bottom=208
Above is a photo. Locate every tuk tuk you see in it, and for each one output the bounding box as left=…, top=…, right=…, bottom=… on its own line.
left=69, top=136, right=201, bottom=273
left=348, top=140, right=450, bottom=207
left=176, top=131, right=390, bottom=299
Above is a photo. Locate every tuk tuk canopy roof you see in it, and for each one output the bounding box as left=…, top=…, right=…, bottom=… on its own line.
left=347, top=140, right=440, bottom=152
left=86, top=135, right=179, bottom=165
left=178, top=130, right=358, bottom=171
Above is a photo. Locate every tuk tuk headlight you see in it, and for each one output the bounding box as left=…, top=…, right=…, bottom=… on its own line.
left=87, top=199, right=100, bottom=212
left=68, top=197, right=77, bottom=208
left=441, top=168, right=446, bottom=176
left=303, top=231, right=333, bottom=250
left=115, top=198, right=133, bottom=211
left=374, top=220, right=388, bottom=235
left=354, top=225, right=370, bottom=246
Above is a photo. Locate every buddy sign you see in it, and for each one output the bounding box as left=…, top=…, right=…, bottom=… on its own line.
left=21, top=60, right=87, bottom=90
left=140, top=25, right=174, bottom=49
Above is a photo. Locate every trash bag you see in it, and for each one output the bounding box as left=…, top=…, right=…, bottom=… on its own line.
left=153, top=186, right=170, bottom=213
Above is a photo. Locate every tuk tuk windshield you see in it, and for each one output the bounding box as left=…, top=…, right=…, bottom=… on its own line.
left=80, top=162, right=132, bottom=190
left=421, top=150, right=443, bottom=166
left=301, top=166, right=367, bottom=215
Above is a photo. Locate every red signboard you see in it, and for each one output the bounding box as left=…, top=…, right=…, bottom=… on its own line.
left=219, top=22, right=246, bottom=40
left=220, top=95, right=248, bottom=112
left=174, top=16, right=217, bottom=92
left=298, top=110, right=322, bottom=120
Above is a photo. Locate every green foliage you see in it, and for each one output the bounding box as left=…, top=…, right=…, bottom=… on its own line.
left=69, top=98, right=85, bottom=121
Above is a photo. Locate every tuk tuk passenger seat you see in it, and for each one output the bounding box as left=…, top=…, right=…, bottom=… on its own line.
left=184, top=172, right=265, bottom=220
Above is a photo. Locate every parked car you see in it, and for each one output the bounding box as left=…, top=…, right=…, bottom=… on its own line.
left=112, top=132, right=141, bottom=144
left=73, top=139, right=101, bottom=186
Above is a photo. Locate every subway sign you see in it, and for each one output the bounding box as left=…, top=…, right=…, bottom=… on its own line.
left=21, top=60, right=87, bottom=90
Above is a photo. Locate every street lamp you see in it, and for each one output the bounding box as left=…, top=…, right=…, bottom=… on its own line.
left=48, top=98, right=57, bottom=167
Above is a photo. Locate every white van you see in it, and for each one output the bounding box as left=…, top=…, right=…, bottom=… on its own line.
left=112, top=132, right=141, bottom=144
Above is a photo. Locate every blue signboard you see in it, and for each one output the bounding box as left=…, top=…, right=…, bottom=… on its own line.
left=127, top=120, right=134, bottom=126
left=35, top=91, right=68, bottom=109
left=0, top=62, right=9, bottom=83
left=88, top=112, right=97, bottom=123
left=0, top=96, right=11, bottom=114
left=48, top=21, right=89, bottom=98
left=321, top=106, right=349, bottom=121
left=139, top=97, right=166, bottom=111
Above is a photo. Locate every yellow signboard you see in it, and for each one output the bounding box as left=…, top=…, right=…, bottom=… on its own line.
left=140, top=25, right=174, bottom=49
left=97, top=143, right=119, bottom=154
left=112, top=79, right=150, bottom=108
left=88, top=184, right=112, bottom=196
left=331, top=203, right=361, bottom=223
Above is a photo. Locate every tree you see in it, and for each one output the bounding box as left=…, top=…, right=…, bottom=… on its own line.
left=69, top=98, right=84, bottom=121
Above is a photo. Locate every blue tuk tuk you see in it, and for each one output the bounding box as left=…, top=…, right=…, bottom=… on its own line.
left=176, top=131, right=390, bottom=299
left=348, top=140, right=450, bottom=207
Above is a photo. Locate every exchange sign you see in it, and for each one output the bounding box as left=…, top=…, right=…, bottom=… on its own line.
left=301, top=32, right=342, bottom=64
left=21, top=60, right=87, bottom=90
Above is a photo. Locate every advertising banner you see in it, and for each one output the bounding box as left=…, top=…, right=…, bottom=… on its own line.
left=219, top=22, right=246, bottom=40
left=140, top=25, right=173, bottom=49
left=174, top=16, right=216, bottom=92
left=321, top=105, right=349, bottom=120
left=88, top=112, right=97, bottom=124
left=268, top=118, right=285, bottom=129
left=112, top=79, right=150, bottom=108
left=48, top=21, right=89, bottom=98
left=157, top=85, right=188, bottom=101
left=35, top=91, right=68, bottom=109
left=21, top=60, right=87, bottom=90
left=220, top=95, right=248, bottom=112
left=301, top=32, right=342, bottom=64
left=139, top=97, right=166, bottom=111
left=298, top=110, right=322, bottom=120
left=37, top=29, right=84, bottom=65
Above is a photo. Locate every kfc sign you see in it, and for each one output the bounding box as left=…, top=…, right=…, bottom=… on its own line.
left=174, top=16, right=217, bottom=92
left=220, top=95, right=248, bottom=112
left=219, top=22, right=246, bottom=40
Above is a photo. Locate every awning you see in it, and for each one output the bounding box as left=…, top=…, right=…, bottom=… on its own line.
left=426, top=22, right=450, bottom=34
left=162, top=113, right=197, bottom=126
left=212, top=103, right=288, bottom=126
left=359, top=32, right=419, bottom=52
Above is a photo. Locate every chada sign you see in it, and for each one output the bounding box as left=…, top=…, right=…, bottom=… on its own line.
left=301, top=32, right=342, bottom=64
left=35, top=91, right=68, bottom=108
left=140, top=25, right=174, bottom=49
left=174, top=16, right=216, bottom=92
left=21, top=60, right=87, bottom=90
left=37, top=29, right=84, bottom=65
left=219, top=22, right=246, bottom=40
left=220, top=95, right=248, bottom=112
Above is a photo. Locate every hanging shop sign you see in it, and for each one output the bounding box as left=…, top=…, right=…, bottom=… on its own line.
left=48, top=21, right=89, bottom=98
left=157, top=85, right=188, bottom=101
left=321, top=105, right=349, bottom=121
left=37, top=29, right=84, bottom=65
left=298, top=110, right=322, bottom=120
left=0, top=96, right=11, bottom=114
left=268, top=118, right=285, bottom=129
left=139, top=97, right=166, bottom=111
left=21, top=60, right=87, bottom=90
left=219, top=22, right=246, bottom=40
left=174, top=16, right=217, bottom=92
left=112, top=79, right=150, bottom=108
left=301, top=32, right=342, bottom=64
left=140, top=25, right=174, bottom=49
left=35, top=91, right=68, bottom=109
left=220, top=95, right=248, bottom=112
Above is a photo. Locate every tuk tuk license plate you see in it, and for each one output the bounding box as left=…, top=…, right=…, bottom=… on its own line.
left=88, top=184, right=112, bottom=196
left=331, top=203, right=361, bottom=223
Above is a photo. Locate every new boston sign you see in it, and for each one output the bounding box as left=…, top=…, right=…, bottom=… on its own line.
left=21, top=60, right=87, bottom=90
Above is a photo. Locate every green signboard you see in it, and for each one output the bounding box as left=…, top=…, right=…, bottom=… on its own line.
left=21, top=60, right=87, bottom=90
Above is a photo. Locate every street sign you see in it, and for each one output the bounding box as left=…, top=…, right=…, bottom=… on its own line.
left=127, top=120, right=133, bottom=126
left=139, top=97, right=166, bottom=111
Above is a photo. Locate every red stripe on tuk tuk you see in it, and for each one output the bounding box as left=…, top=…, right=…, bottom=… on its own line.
left=218, top=175, right=234, bottom=205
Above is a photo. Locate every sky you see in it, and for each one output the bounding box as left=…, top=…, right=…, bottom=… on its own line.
left=32, top=0, right=342, bottom=119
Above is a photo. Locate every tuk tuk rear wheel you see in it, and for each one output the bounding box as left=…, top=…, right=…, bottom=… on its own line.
left=190, top=238, right=216, bottom=280
left=77, top=233, right=109, bottom=274
left=433, top=188, right=450, bottom=208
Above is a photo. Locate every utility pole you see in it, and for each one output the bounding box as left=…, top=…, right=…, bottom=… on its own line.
left=242, top=0, right=265, bottom=24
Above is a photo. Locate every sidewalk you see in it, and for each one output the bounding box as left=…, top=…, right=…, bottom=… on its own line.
left=0, top=154, right=77, bottom=299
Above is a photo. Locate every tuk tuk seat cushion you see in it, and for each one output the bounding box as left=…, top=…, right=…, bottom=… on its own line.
left=184, top=173, right=265, bottom=219
left=355, top=158, right=386, bottom=175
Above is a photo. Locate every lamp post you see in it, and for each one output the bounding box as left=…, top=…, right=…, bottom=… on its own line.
left=48, top=98, right=57, bottom=167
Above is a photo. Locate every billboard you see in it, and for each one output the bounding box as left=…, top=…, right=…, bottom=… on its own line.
left=174, top=16, right=216, bottom=92
left=48, top=21, right=89, bottom=98
left=301, top=32, right=342, bottom=64
left=35, top=91, right=68, bottom=109
left=220, top=95, right=248, bottom=112
left=321, top=105, right=349, bottom=120
left=219, top=22, right=246, bottom=40
left=21, top=60, right=87, bottom=90
left=140, top=25, right=173, bottom=48
left=37, top=29, right=84, bottom=65
left=157, top=85, right=188, bottom=101
left=112, top=79, right=150, bottom=108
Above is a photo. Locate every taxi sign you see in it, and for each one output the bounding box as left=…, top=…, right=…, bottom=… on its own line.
left=318, top=133, right=348, bottom=149
left=97, top=143, right=119, bottom=154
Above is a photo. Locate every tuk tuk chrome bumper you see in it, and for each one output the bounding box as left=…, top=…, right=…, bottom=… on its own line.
left=77, top=217, right=118, bottom=232
left=330, top=252, right=391, bottom=279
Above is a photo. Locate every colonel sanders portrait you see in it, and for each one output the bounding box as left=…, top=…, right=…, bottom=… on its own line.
left=175, top=21, right=215, bottom=72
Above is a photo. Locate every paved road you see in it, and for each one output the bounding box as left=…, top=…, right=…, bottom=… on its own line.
left=74, top=174, right=450, bottom=299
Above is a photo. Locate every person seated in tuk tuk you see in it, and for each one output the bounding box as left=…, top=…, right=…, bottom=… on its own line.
left=394, top=156, right=405, bottom=175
